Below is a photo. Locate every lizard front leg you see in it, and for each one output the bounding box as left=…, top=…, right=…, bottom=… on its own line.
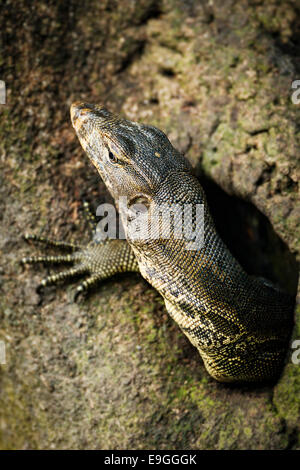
left=21, top=203, right=139, bottom=299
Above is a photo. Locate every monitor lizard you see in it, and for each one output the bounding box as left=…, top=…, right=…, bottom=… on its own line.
left=22, top=102, right=295, bottom=383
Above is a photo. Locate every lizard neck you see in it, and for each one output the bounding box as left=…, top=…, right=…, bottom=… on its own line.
left=123, top=171, right=292, bottom=326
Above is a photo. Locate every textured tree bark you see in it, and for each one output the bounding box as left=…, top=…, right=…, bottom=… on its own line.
left=0, top=0, right=299, bottom=450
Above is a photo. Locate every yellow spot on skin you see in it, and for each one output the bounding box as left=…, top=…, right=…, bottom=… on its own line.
left=154, top=152, right=161, bottom=158
left=81, top=108, right=91, bottom=115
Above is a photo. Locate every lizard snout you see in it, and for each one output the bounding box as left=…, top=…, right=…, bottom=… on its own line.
left=70, top=102, right=93, bottom=130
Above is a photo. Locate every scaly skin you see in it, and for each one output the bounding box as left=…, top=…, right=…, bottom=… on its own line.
left=22, top=102, right=295, bottom=383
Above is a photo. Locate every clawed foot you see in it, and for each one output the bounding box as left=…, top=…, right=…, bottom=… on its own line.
left=21, top=202, right=138, bottom=300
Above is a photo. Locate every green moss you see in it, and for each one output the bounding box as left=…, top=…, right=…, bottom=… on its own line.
left=1, top=0, right=299, bottom=450
left=273, top=305, right=300, bottom=434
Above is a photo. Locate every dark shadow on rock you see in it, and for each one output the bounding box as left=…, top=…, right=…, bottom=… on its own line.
left=198, top=175, right=299, bottom=297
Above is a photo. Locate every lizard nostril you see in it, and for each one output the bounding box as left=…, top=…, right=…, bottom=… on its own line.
left=80, top=108, right=90, bottom=115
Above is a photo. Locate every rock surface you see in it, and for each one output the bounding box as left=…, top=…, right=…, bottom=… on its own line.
left=0, top=0, right=299, bottom=449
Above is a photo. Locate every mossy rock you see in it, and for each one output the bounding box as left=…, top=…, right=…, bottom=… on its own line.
left=0, top=0, right=299, bottom=449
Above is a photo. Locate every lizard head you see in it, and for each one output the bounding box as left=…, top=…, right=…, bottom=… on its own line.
left=70, top=102, right=191, bottom=209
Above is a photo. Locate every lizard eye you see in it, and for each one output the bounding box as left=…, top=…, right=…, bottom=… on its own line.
left=108, top=150, right=119, bottom=164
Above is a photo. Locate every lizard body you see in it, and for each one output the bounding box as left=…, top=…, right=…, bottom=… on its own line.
left=22, top=102, right=295, bottom=383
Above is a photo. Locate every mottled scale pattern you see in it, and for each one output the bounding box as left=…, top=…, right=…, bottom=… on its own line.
left=22, top=233, right=138, bottom=299
left=126, top=172, right=294, bottom=382
left=22, top=102, right=295, bottom=383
